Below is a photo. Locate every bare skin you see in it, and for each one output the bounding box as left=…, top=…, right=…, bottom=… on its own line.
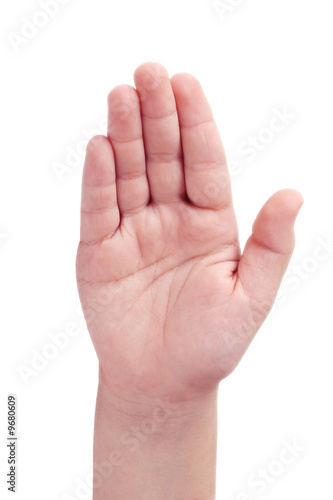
left=76, top=62, right=303, bottom=499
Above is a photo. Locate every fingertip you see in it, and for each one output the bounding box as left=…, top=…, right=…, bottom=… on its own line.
left=170, top=70, right=200, bottom=86
left=107, top=84, right=136, bottom=105
left=271, top=188, right=304, bottom=212
left=252, top=189, right=303, bottom=255
left=255, top=189, right=304, bottom=230
left=133, top=62, right=168, bottom=91
left=85, top=134, right=108, bottom=155
left=83, top=135, right=115, bottom=187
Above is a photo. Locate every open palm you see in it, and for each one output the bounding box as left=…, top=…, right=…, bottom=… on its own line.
left=76, top=63, right=302, bottom=403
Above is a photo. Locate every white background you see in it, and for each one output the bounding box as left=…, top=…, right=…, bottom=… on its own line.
left=1, top=0, right=332, bottom=499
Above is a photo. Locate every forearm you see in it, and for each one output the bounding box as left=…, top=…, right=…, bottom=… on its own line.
left=93, top=373, right=218, bottom=500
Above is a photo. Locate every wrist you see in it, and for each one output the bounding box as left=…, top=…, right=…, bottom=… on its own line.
left=93, top=367, right=219, bottom=500
left=97, top=365, right=219, bottom=423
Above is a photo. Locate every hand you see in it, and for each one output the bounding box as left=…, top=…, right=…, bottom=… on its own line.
left=76, top=62, right=303, bottom=407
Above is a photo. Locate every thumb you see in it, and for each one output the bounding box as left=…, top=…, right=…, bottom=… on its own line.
left=236, top=189, right=304, bottom=311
